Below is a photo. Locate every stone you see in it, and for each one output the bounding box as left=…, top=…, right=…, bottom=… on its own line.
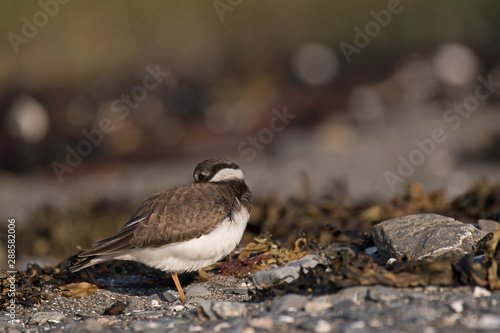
left=185, top=297, right=205, bottom=306
left=104, top=301, right=127, bottom=315
left=148, top=294, right=162, bottom=307
left=213, top=322, right=231, bottom=332
left=212, top=301, right=247, bottom=319
left=477, top=315, right=500, bottom=329
left=251, top=254, right=318, bottom=286
left=168, top=304, right=186, bottom=312
left=473, top=286, right=491, bottom=298
left=367, top=286, right=402, bottom=303
left=478, top=219, right=500, bottom=233
left=314, top=320, right=333, bottom=333
left=29, top=311, right=65, bottom=325
left=449, top=300, right=464, bottom=313
left=124, top=298, right=146, bottom=313
left=197, top=300, right=217, bottom=321
left=249, top=316, right=274, bottom=330
left=79, top=318, right=103, bottom=332
left=161, top=291, right=177, bottom=303
left=271, top=294, right=308, bottom=313
left=464, top=314, right=500, bottom=330
left=304, top=300, right=333, bottom=312
left=340, top=320, right=366, bottom=332
left=224, top=287, right=249, bottom=295
left=298, top=319, right=332, bottom=333
left=331, top=286, right=368, bottom=306
left=185, top=285, right=211, bottom=298
left=132, top=320, right=160, bottom=332
left=373, top=214, right=486, bottom=263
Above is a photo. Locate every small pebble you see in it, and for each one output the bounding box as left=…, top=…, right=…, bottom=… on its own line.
left=80, top=318, right=102, bottom=332
left=368, top=286, right=402, bottom=303
left=162, top=291, right=178, bottom=303
left=168, top=304, right=185, bottom=312
left=132, top=321, right=160, bottom=332
left=185, top=285, right=211, bottom=298
left=241, top=328, right=256, bottom=333
left=212, top=301, right=247, bottom=319
left=29, top=311, right=65, bottom=325
left=278, top=315, right=295, bottom=323
left=304, top=301, right=333, bottom=313
left=271, top=294, right=308, bottom=313
left=473, top=286, right=492, bottom=298
left=315, top=320, right=332, bottom=333
left=449, top=300, right=464, bottom=313
left=125, top=298, right=146, bottom=313
left=249, top=316, right=274, bottom=330
left=213, top=322, right=231, bottom=332
left=188, top=324, right=204, bottom=332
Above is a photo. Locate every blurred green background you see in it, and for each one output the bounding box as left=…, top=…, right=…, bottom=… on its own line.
left=1, top=0, right=500, bottom=266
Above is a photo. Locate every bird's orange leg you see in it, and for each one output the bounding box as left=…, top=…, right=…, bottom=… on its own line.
left=171, top=273, right=187, bottom=303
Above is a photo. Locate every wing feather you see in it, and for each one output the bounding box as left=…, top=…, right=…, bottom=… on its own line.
left=76, top=183, right=234, bottom=258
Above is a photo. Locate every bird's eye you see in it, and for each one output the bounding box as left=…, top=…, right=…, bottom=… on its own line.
left=198, top=174, right=206, bottom=181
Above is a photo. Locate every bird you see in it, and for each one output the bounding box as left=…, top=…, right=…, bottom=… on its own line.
left=69, top=158, right=253, bottom=303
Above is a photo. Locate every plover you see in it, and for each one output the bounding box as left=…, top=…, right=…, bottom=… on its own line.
left=70, top=158, right=252, bottom=303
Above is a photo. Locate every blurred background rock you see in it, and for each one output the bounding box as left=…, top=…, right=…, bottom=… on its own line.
left=1, top=1, right=500, bottom=267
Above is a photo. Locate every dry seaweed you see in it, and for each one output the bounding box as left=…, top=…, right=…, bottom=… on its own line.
left=4, top=180, right=500, bottom=307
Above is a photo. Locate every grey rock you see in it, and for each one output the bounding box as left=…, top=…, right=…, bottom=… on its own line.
left=478, top=219, right=500, bottom=233
left=185, top=285, right=211, bottom=298
left=271, top=294, right=308, bottom=313
left=463, top=314, right=500, bottom=329
left=251, top=254, right=318, bottom=286
left=475, top=314, right=500, bottom=329
left=197, top=300, right=217, bottom=321
left=249, top=316, right=274, bottom=330
left=219, top=318, right=248, bottom=333
left=212, top=301, right=247, bottom=319
left=298, top=319, right=332, bottom=333
left=161, top=291, right=177, bottom=303
left=473, top=286, right=491, bottom=297
left=197, top=300, right=246, bottom=320
left=373, top=214, right=486, bottom=263
left=224, top=287, right=249, bottom=295
left=185, top=297, right=205, bottom=306
left=331, top=286, right=368, bottom=306
left=131, top=320, right=161, bottom=332
left=124, top=298, right=146, bottom=313
left=304, top=300, right=333, bottom=312
left=367, top=286, right=402, bottom=303
left=340, top=320, right=366, bottom=333
left=29, top=311, right=65, bottom=325
left=78, top=318, right=102, bottom=332
left=449, top=300, right=464, bottom=313
left=148, top=294, right=162, bottom=307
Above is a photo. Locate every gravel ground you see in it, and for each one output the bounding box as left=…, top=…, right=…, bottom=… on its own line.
left=3, top=256, right=500, bottom=333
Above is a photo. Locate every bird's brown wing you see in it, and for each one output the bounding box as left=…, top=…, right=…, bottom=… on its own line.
left=77, top=183, right=234, bottom=258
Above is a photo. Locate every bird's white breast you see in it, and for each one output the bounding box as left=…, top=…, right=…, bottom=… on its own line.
left=111, top=200, right=250, bottom=273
